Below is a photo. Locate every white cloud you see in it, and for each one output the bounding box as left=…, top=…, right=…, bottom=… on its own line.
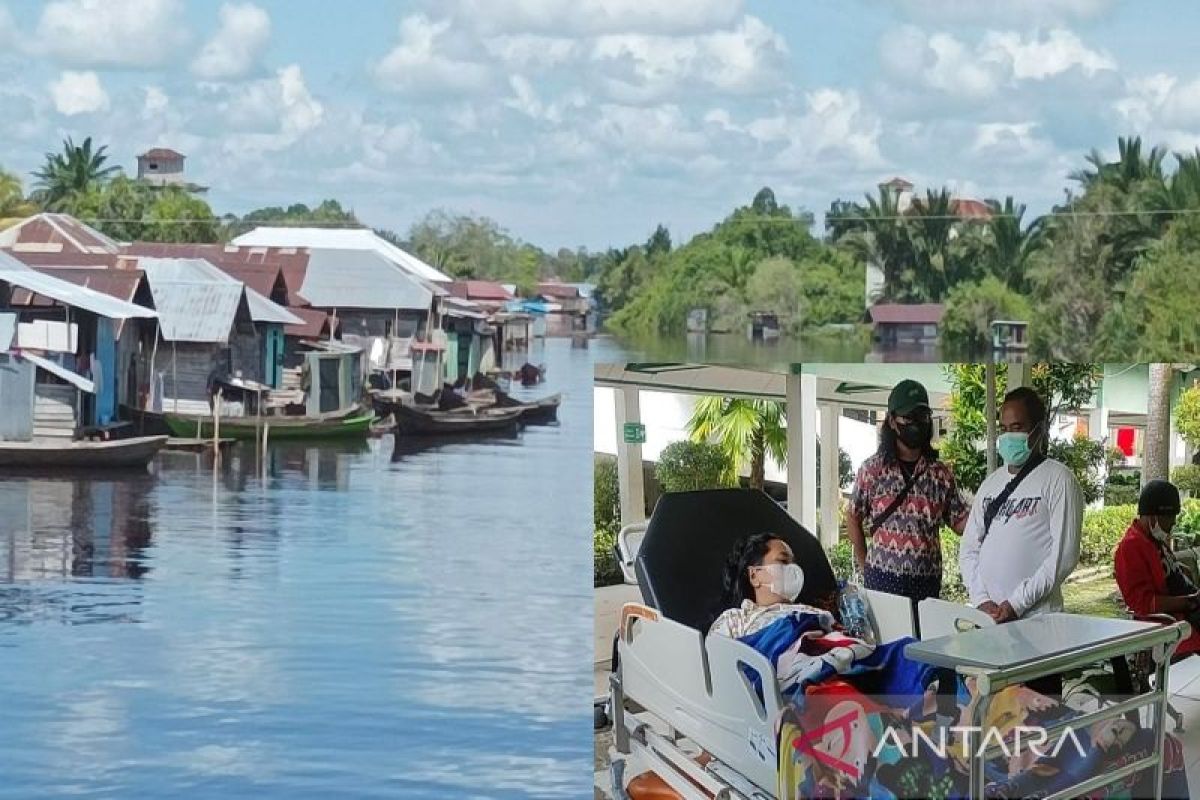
left=982, top=29, right=1115, bottom=81
left=715, top=89, right=884, bottom=170
left=776, top=89, right=885, bottom=169
left=882, top=25, right=1114, bottom=99
left=594, top=104, right=709, bottom=156
left=1114, top=73, right=1177, bottom=129
left=894, top=0, right=1113, bottom=24
left=191, top=2, right=271, bottom=81
left=36, top=0, right=188, bottom=68
left=219, top=64, right=323, bottom=154
left=49, top=70, right=109, bottom=115
left=450, top=0, right=743, bottom=37
left=483, top=35, right=578, bottom=69
left=969, top=121, right=1057, bottom=164
left=590, top=16, right=788, bottom=103
left=142, top=86, right=170, bottom=119
left=374, top=15, right=492, bottom=95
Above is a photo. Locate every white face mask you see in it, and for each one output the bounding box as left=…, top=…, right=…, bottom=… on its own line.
left=755, top=563, right=805, bottom=602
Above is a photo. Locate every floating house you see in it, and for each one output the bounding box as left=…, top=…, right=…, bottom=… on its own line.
left=866, top=303, right=945, bottom=347
left=122, top=242, right=331, bottom=364
left=6, top=256, right=157, bottom=415
left=135, top=257, right=300, bottom=412
left=536, top=282, right=595, bottom=336
left=0, top=252, right=157, bottom=430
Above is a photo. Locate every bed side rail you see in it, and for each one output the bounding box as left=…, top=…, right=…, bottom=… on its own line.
left=862, top=587, right=917, bottom=641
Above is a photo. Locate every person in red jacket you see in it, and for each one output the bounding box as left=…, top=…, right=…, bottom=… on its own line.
left=1114, top=479, right=1200, bottom=656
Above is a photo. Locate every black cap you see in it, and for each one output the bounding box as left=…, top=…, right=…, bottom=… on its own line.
left=1138, top=479, right=1181, bottom=516
left=888, top=379, right=930, bottom=416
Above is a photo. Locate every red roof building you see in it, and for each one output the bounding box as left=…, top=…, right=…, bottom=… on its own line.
left=0, top=213, right=121, bottom=255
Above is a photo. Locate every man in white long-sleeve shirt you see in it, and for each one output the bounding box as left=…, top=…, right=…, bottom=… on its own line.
left=959, top=387, right=1084, bottom=627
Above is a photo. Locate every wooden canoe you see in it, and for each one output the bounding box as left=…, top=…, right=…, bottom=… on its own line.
left=491, top=391, right=561, bottom=424
left=163, top=409, right=374, bottom=440
left=393, top=404, right=523, bottom=437
left=0, top=435, right=168, bottom=469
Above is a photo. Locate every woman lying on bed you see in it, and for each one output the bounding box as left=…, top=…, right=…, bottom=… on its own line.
left=707, top=532, right=953, bottom=706
left=708, top=534, right=1190, bottom=800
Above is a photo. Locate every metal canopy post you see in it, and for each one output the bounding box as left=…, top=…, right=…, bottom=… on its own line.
left=819, top=402, right=840, bottom=548
left=985, top=358, right=997, bottom=474
left=785, top=371, right=818, bottom=533
left=615, top=385, right=646, bottom=527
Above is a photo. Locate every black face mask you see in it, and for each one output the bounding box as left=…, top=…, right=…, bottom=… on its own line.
left=896, top=420, right=930, bottom=449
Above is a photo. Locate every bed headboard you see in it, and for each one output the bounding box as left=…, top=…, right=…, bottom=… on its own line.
left=634, top=488, right=838, bottom=631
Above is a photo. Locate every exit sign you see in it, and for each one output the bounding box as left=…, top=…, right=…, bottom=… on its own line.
left=623, top=423, right=646, bottom=444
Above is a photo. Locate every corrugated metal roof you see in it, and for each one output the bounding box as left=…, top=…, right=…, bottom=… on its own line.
left=245, top=290, right=302, bottom=325
left=146, top=279, right=241, bottom=342
left=299, top=249, right=434, bottom=311
left=21, top=352, right=94, bottom=394
left=232, top=227, right=451, bottom=283
left=137, top=257, right=301, bottom=327
left=0, top=250, right=156, bottom=320
left=0, top=213, right=120, bottom=254
left=123, top=242, right=310, bottom=298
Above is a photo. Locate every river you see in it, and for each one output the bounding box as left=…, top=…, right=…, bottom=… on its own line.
left=0, top=337, right=620, bottom=799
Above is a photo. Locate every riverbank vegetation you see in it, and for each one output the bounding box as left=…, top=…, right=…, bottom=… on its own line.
left=11, top=134, right=1200, bottom=360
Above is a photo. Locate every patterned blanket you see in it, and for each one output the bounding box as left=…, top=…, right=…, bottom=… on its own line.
left=738, top=613, right=1190, bottom=799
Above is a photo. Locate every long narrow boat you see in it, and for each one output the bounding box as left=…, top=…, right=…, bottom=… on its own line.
left=0, top=435, right=168, bottom=469
left=163, top=410, right=374, bottom=440
left=491, top=391, right=561, bottom=425
left=393, top=404, right=523, bottom=437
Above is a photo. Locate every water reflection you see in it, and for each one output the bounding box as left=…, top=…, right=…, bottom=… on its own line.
left=0, top=474, right=155, bottom=582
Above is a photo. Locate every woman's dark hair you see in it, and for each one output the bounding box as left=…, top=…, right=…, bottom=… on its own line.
left=706, top=532, right=777, bottom=631
left=878, top=411, right=938, bottom=463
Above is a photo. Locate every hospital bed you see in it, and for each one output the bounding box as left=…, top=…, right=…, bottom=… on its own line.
left=606, top=488, right=1190, bottom=800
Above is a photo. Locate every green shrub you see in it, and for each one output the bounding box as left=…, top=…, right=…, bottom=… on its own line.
left=1080, top=505, right=1134, bottom=568
left=1048, top=435, right=1106, bottom=505
left=1174, top=500, right=1200, bottom=541
left=826, top=539, right=853, bottom=581
left=654, top=440, right=732, bottom=493
left=595, top=456, right=623, bottom=586
left=594, top=527, right=622, bottom=587
left=1104, top=481, right=1139, bottom=506
left=1171, top=464, right=1200, bottom=497
left=940, top=527, right=967, bottom=602
left=595, top=456, right=620, bottom=533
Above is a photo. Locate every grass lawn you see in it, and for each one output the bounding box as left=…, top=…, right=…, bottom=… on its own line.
left=1063, top=573, right=1123, bottom=618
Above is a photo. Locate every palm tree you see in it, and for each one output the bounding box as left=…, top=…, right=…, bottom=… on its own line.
left=32, top=136, right=121, bottom=211
left=1069, top=136, right=1167, bottom=193
left=985, top=197, right=1046, bottom=293
left=688, top=396, right=787, bottom=490
left=829, top=185, right=913, bottom=302
left=0, top=168, right=36, bottom=223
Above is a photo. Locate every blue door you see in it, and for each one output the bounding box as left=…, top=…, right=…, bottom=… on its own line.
left=95, top=318, right=117, bottom=425
left=264, top=326, right=284, bottom=388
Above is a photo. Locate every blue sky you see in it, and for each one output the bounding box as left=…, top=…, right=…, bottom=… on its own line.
left=2, top=1, right=1200, bottom=250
